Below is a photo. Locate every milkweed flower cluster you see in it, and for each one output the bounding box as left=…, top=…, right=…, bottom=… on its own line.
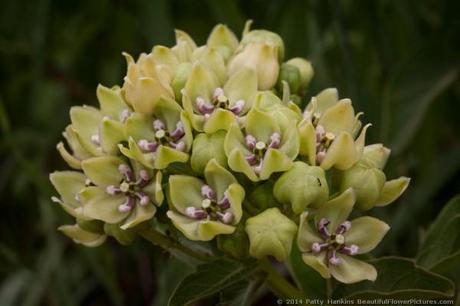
left=50, top=21, right=410, bottom=284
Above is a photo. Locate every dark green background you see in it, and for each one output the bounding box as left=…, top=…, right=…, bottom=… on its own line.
left=1, top=0, right=459, bottom=305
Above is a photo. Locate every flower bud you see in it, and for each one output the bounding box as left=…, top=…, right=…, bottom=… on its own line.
left=228, top=43, right=279, bottom=90
left=245, top=208, right=297, bottom=261
left=190, top=131, right=227, bottom=173
left=278, top=63, right=301, bottom=94
left=286, top=58, right=314, bottom=89
left=274, top=161, right=328, bottom=214
left=240, top=29, right=285, bottom=61
left=338, top=161, right=386, bottom=210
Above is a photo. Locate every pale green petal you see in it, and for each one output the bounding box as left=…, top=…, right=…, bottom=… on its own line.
left=80, top=186, right=129, bottom=224
left=119, top=138, right=155, bottom=169
left=245, top=208, right=298, bottom=261
left=180, top=111, right=194, bottom=150
left=120, top=204, right=156, bottom=230
left=329, top=255, right=377, bottom=284
left=301, top=252, right=331, bottom=279
left=203, top=108, right=237, bottom=133
left=184, top=64, right=219, bottom=103
left=100, top=118, right=125, bottom=154
left=175, top=29, right=197, bottom=49
left=318, top=99, right=355, bottom=134
left=152, top=96, right=182, bottom=132
left=197, top=47, right=226, bottom=84
left=58, top=224, right=106, bottom=247
left=312, top=88, right=339, bottom=114
left=125, top=113, right=155, bottom=141
left=50, top=171, right=86, bottom=210
left=57, top=142, right=82, bottom=169
left=96, top=84, right=128, bottom=119
left=362, top=144, right=391, bottom=169
left=224, top=67, right=257, bottom=112
left=191, top=131, right=227, bottom=174
left=316, top=188, right=355, bottom=232
left=253, top=92, right=300, bottom=127
left=151, top=45, right=179, bottom=72
left=172, top=63, right=192, bottom=100
left=127, top=77, right=173, bottom=114
left=354, top=124, right=371, bottom=160
left=207, top=24, right=238, bottom=61
left=375, top=177, right=410, bottom=207
left=226, top=183, right=244, bottom=224
left=298, top=119, right=317, bottom=165
left=81, top=156, right=125, bottom=187
left=204, top=159, right=237, bottom=199
left=63, top=125, right=93, bottom=159
left=297, top=211, right=323, bottom=252
left=245, top=108, right=279, bottom=143
left=320, top=132, right=358, bottom=170
left=278, top=121, right=300, bottom=159
left=345, top=217, right=390, bottom=253
left=224, top=124, right=250, bottom=156
left=143, top=171, right=164, bottom=205
left=154, top=145, right=189, bottom=169
left=70, top=106, right=102, bottom=141
left=167, top=211, right=235, bottom=241
left=168, top=175, right=204, bottom=213
left=227, top=149, right=258, bottom=182
left=259, top=149, right=293, bottom=180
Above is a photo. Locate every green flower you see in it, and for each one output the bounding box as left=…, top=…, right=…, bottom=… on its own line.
left=239, top=24, right=285, bottom=61
left=190, top=131, right=227, bottom=174
left=299, top=88, right=369, bottom=170
left=119, top=96, right=193, bottom=169
left=245, top=207, right=297, bottom=261
left=224, top=108, right=299, bottom=182
left=274, top=161, right=329, bottom=214
left=297, top=188, right=390, bottom=284
left=252, top=91, right=302, bottom=129
left=166, top=159, right=244, bottom=241
left=80, top=156, right=163, bottom=230
left=50, top=171, right=107, bottom=247
left=337, top=144, right=410, bottom=210
left=183, top=64, right=257, bottom=133
left=58, top=85, right=130, bottom=168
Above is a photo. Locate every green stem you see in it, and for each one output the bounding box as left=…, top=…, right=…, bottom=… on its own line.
left=260, top=259, right=305, bottom=299
left=140, top=228, right=210, bottom=262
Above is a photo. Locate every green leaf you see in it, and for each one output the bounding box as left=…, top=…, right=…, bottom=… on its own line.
left=168, top=259, right=259, bottom=306
left=333, top=257, right=455, bottom=299
left=417, top=195, right=460, bottom=269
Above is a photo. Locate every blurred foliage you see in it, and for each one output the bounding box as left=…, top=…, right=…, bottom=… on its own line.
left=0, top=0, right=459, bottom=305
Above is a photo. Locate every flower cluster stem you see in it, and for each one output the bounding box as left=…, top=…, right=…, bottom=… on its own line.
left=140, top=228, right=210, bottom=262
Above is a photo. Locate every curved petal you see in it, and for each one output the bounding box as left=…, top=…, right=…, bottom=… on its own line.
left=224, top=124, right=250, bottom=156
left=180, top=111, right=194, bottom=151
left=143, top=171, right=164, bottom=206
left=224, top=67, right=257, bottom=112
left=70, top=106, right=102, bottom=141
left=203, top=108, right=237, bottom=133
left=58, top=224, right=106, bottom=247
left=96, top=84, right=128, bottom=119
left=119, top=138, right=155, bottom=169
left=245, top=108, right=279, bottom=143
left=197, top=47, right=226, bottom=84
left=259, top=148, right=293, bottom=180
left=345, top=217, right=390, bottom=254
left=56, top=142, right=82, bottom=169
left=204, top=159, right=237, bottom=200
left=320, top=132, right=357, bottom=170
left=198, top=220, right=235, bottom=241
left=50, top=171, right=87, bottom=210
left=318, top=99, right=355, bottom=135
left=184, top=64, right=219, bottom=103
left=167, top=210, right=201, bottom=240
left=375, top=177, right=410, bottom=207
left=80, top=186, right=129, bottom=224
left=127, top=77, right=173, bottom=114
left=207, top=24, right=238, bottom=61
left=316, top=188, right=355, bottom=232
left=168, top=175, right=204, bottom=213
left=151, top=45, right=179, bottom=72
left=278, top=121, right=299, bottom=159
left=297, top=212, right=323, bottom=252
left=301, top=252, right=331, bottom=279
left=154, top=145, right=189, bottom=169
left=329, top=255, right=377, bottom=284
left=120, top=203, right=156, bottom=230
left=100, top=118, right=125, bottom=154
left=313, top=88, right=339, bottom=114
left=227, top=149, right=258, bottom=182
left=81, top=156, right=125, bottom=187
left=191, top=131, right=227, bottom=174
left=298, top=119, right=317, bottom=165
left=226, top=183, right=245, bottom=224
left=125, top=113, right=155, bottom=142
left=152, top=96, right=182, bottom=132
